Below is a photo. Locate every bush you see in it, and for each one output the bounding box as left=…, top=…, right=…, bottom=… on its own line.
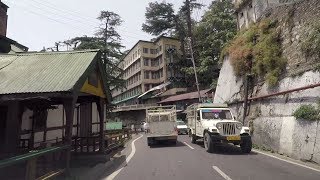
left=222, top=19, right=286, bottom=87
left=293, top=105, right=319, bottom=121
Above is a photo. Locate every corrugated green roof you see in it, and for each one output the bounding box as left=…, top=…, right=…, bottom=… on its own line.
left=0, top=50, right=99, bottom=95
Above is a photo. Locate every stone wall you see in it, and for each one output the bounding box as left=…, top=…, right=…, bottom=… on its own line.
left=215, top=0, right=320, bottom=164
left=264, top=0, right=320, bottom=75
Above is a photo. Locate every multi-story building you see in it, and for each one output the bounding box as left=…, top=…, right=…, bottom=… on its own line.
left=111, top=35, right=187, bottom=107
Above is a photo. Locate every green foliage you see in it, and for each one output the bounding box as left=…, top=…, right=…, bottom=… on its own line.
left=193, top=0, right=237, bottom=87
left=223, top=19, right=286, bottom=86
left=314, top=64, right=320, bottom=72
left=142, top=2, right=176, bottom=35
left=301, top=24, right=320, bottom=59
left=58, top=11, right=126, bottom=102
left=293, top=104, right=319, bottom=121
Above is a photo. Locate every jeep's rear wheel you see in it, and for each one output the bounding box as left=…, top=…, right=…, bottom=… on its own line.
left=240, top=139, right=252, bottom=153
left=204, top=132, right=214, bottom=153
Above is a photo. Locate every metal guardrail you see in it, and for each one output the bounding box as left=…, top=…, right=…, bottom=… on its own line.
left=0, top=145, right=69, bottom=180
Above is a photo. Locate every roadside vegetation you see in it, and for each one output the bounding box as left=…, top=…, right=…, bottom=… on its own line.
left=222, top=19, right=286, bottom=87
left=293, top=104, right=320, bottom=121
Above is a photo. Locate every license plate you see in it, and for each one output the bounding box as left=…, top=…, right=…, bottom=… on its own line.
left=227, top=136, right=241, bottom=141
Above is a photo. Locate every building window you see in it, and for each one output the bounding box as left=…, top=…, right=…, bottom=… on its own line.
left=151, top=59, right=159, bottom=67
left=160, top=68, right=163, bottom=78
left=159, top=45, right=162, bottom=52
left=150, top=49, right=157, bottom=54
left=152, top=71, right=160, bottom=79
left=138, top=49, right=141, bottom=55
left=137, top=60, right=141, bottom=68
left=143, top=48, right=148, bottom=53
left=144, top=58, right=149, bottom=66
left=145, top=84, right=149, bottom=91
left=144, top=71, right=149, bottom=79
left=240, top=12, right=244, bottom=17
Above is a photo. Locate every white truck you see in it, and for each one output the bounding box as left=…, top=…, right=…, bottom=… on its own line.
left=187, top=103, right=252, bottom=153
left=146, top=105, right=178, bottom=146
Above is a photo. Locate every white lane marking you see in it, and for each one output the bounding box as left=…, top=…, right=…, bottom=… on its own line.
left=183, top=141, right=195, bottom=149
left=253, top=149, right=320, bottom=173
left=212, top=166, right=233, bottom=180
left=104, top=134, right=143, bottom=180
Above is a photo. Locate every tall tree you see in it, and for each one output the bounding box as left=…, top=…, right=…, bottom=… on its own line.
left=193, top=0, right=237, bottom=88
left=142, top=2, right=187, bottom=60
left=142, top=1, right=202, bottom=88
left=56, top=11, right=126, bottom=102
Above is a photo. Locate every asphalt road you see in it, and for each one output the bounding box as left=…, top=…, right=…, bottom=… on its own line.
left=108, top=134, right=320, bottom=180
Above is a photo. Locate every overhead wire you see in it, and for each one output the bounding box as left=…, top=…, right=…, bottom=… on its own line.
left=6, top=0, right=157, bottom=49
left=24, top=0, right=149, bottom=40
left=5, top=1, right=93, bottom=35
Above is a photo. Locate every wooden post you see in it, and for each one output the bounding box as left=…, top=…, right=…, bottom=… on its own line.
left=63, top=98, right=76, bottom=175
left=86, top=138, right=89, bottom=152
left=4, top=101, right=21, bottom=153
left=96, top=98, right=105, bottom=153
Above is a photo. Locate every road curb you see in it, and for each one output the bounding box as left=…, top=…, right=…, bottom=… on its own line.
left=252, top=149, right=320, bottom=173
left=75, top=135, right=138, bottom=180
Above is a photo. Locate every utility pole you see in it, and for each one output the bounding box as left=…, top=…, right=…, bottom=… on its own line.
left=185, top=0, right=194, bottom=47
left=185, top=0, right=201, bottom=102
left=187, top=38, right=201, bottom=102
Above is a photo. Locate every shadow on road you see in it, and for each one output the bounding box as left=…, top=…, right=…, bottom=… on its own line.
left=149, top=140, right=186, bottom=148
left=195, top=140, right=258, bottom=155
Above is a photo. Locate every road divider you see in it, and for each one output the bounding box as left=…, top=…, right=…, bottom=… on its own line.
left=183, top=141, right=195, bottom=149
left=212, top=166, right=232, bottom=180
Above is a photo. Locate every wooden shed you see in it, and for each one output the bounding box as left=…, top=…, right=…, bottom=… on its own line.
left=0, top=50, right=110, bottom=178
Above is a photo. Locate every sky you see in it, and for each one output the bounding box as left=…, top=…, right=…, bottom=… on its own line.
left=3, top=0, right=212, bottom=51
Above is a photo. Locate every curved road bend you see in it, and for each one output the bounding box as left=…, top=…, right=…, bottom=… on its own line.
left=107, top=135, right=320, bottom=180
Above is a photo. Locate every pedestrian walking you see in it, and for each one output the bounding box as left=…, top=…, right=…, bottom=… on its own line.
left=143, top=122, right=150, bottom=134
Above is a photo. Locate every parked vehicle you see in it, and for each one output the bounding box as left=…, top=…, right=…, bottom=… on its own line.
left=176, top=121, right=188, bottom=135
left=146, top=105, right=178, bottom=146
left=186, top=103, right=252, bottom=153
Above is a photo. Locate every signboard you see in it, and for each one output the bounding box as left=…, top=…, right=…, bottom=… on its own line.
left=106, top=122, right=123, bottom=130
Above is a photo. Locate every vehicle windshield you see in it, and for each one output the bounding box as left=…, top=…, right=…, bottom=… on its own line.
left=201, top=109, right=233, bottom=120
left=177, top=121, right=186, bottom=125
